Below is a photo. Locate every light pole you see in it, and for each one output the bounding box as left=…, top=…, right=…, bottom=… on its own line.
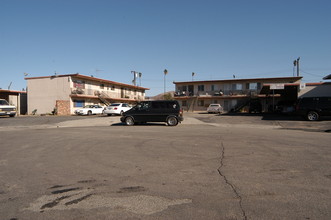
left=164, top=69, right=168, bottom=99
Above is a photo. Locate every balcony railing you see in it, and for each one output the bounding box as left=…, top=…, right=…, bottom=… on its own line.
left=71, top=88, right=144, bottom=100
left=174, top=89, right=260, bottom=97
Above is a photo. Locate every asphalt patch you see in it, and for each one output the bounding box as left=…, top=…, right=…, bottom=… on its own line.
left=117, top=186, right=146, bottom=193
left=51, top=187, right=80, bottom=194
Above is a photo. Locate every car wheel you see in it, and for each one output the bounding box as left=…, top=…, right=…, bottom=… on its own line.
left=167, top=116, right=178, bottom=126
left=306, top=111, right=319, bottom=121
left=87, top=110, right=92, bottom=115
left=125, top=117, right=134, bottom=126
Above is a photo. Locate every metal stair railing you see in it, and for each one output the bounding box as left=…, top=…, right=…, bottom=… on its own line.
left=96, top=91, right=111, bottom=106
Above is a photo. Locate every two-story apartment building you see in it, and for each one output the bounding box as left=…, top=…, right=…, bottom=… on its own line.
left=25, top=73, right=149, bottom=115
left=174, top=76, right=302, bottom=112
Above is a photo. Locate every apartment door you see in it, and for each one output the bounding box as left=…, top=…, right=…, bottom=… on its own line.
left=121, top=88, right=124, bottom=98
left=188, top=85, right=194, bottom=96
left=87, top=84, right=92, bottom=95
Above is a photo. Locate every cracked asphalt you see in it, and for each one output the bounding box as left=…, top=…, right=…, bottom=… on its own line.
left=0, top=113, right=331, bottom=220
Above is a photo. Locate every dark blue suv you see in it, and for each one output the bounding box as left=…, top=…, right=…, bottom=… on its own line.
left=121, top=100, right=183, bottom=126
left=296, top=97, right=331, bottom=121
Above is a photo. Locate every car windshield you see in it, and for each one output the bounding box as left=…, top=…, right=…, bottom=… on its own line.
left=210, top=104, right=220, bottom=107
left=0, top=100, right=9, bottom=105
left=110, top=104, right=120, bottom=106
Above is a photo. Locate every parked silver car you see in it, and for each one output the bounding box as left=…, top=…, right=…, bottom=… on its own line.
left=207, top=104, right=223, bottom=114
left=103, top=103, right=132, bottom=116
left=74, top=105, right=104, bottom=115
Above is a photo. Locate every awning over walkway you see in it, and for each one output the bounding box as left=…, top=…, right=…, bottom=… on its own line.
left=259, top=83, right=299, bottom=95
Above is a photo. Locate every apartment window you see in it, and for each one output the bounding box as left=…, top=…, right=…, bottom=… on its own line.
left=73, top=80, right=85, bottom=89
left=198, top=85, right=204, bottom=91
left=246, top=83, right=261, bottom=90
left=100, top=84, right=105, bottom=89
left=232, top=84, right=242, bottom=90
left=198, top=100, right=204, bottom=106
left=211, top=85, right=215, bottom=91
left=74, top=100, right=85, bottom=107
left=257, top=82, right=262, bottom=90
left=107, top=85, right=114, bottom=90
left=182, top=85, right=187, bottom=91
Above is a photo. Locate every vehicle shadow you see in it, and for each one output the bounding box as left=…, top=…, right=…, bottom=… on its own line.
left=110, top=122, right=167, bottom=126
left=218, top=112, right=306, bottom=121
left=198, top=112, right=212, bottom=115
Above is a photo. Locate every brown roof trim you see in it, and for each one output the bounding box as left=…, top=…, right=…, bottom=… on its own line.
left=173, top=76, right=302, bottom=85
left=25, top=73, right=149, bottom=90
left=0, top=89, right=27, bottom=94
left=263, top=82, right=331, bottom=86
left=70, top=94, right=142, bottom=103
left=262, top=83, right=300, bottom=87
left=305, top=82, right=331, bottom=86
left=174, top=94, right=271, bottom=100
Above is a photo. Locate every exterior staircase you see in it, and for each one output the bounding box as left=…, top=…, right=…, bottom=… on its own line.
left=95, top=91, right=111, bottom=106
left=187, top=96, right=198, bottom=112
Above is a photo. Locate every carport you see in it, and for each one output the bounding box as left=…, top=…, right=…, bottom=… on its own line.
left=259, top=83, right=299, bottom=112
left=0, top=89, right=27, bottom=115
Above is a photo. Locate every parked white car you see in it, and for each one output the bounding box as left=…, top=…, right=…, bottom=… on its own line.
left=75, top=105, right=104, bottom=115
left=207, top=104, right=223, bottom=114
left=0, top=99, right=16, bottom=117
left=103, top=103, right=132, bottom=116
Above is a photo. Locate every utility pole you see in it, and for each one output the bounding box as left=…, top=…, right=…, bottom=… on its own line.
left=138, top=72, right=142, bottom=87
left=131, top=71, right=139, bottom=86
left=164, top=69, right=168, bottom=100
left=293, top=57, right=300, bottom=76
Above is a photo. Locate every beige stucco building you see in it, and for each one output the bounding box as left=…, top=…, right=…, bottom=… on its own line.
left=25, top=73, right=149, bottom=115
left=173, top=76, right=303, bottom=112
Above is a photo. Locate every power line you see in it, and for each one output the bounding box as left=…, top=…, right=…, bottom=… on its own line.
left=300, top=69, right=325, bottom=78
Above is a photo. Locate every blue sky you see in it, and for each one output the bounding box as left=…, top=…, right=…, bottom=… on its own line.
left=1, top=0, right=330, bottom=96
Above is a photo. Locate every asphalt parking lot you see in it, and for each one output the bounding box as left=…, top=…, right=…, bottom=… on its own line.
left=1, top=112, right=331, bottom=132
left=0, top=113, right=331, bottom=220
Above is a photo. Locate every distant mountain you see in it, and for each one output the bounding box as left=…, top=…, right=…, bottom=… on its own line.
left=147, top=91, right=175, bottom=100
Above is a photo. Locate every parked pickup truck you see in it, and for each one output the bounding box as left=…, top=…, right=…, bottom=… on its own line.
left=0, top=99, right=16, bottom=117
